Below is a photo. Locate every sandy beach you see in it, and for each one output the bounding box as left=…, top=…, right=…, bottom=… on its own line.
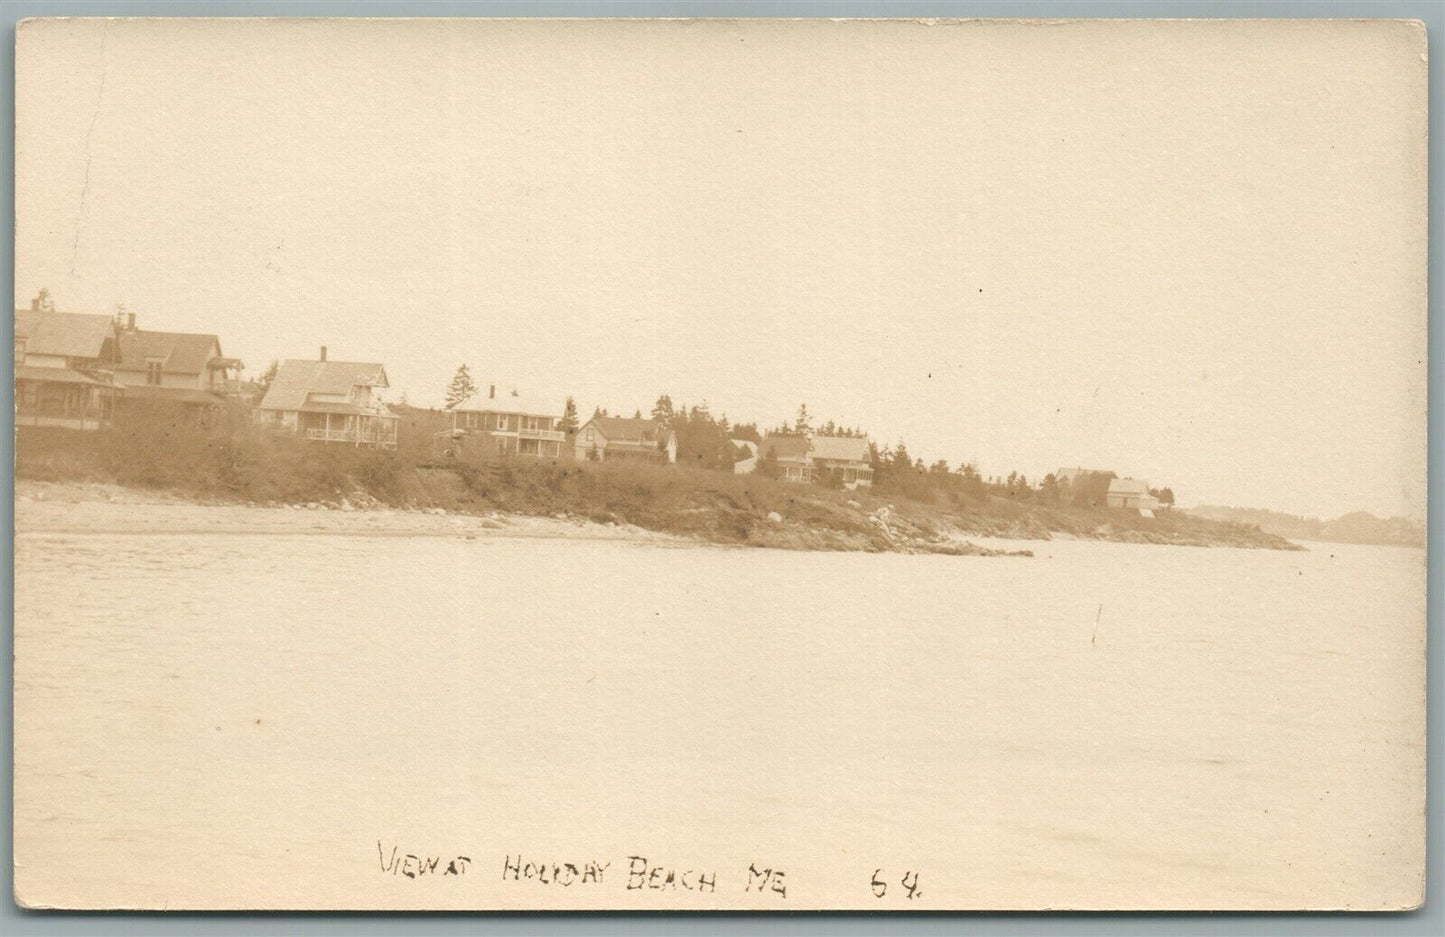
left=14, top=480, right=684, bottom=544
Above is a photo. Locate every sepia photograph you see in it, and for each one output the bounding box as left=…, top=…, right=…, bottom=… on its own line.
left=10, top=15, right=1429, bottom=912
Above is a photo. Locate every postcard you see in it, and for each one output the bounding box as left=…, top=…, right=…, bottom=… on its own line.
left=12, top=16, right=1427, bottom=910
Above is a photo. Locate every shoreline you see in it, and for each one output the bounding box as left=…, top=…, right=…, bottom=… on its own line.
left=14, top=428, right=1301, bottom=555
left=16, top=479, right=1309, bottom=556
left=14, top=480, right=1033, bottom=557
left=15, top=480, right=682, bottom=546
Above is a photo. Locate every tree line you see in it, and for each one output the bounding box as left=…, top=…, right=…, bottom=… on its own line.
left=436, top=366, right=1174, bottom=508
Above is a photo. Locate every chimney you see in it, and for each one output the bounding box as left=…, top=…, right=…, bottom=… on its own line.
left=30, top=296, right=39, bottom=311
left=319, top=346, right=328, bottom=362
left=489, top=384, right=496, bottom=400
left=126, top=312, right=136, bottom=331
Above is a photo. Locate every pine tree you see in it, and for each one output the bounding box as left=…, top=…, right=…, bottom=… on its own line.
left=794, top=403, right=812, bottom=435
left=651, top=394, right=675, bottom=425
left=257, top=360, right=280, bottom=392
left=444, top=364, right=479, bottom=410
left=757, top=445, right=782, bottom=479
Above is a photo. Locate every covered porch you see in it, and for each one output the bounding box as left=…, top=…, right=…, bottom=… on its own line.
left=15, top=366, right=119, bottom=431
left=299, top=406, right=398, bottom=449
left=205, top=356, right=247, bottom=396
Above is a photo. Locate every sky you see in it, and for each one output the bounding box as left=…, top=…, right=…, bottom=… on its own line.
left=14, top=17, right=1428, bottom=521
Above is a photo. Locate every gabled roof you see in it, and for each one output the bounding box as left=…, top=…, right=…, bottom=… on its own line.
left=759, top=433, right=811, bottom=461
left=14, top=310, right=115, bottom=359
left=1108, top=477, right=1151, bottom=496
left=730, top=438, right=759, bottom=456
left=587, top=416, right=670, bottom=443
left=257, top=359, right=389, bottom=412
left=810, top=435, right=870, bottom=463
left=453, top=393, right=561, bottom=418
left=116, top=330, right=223, bottom=375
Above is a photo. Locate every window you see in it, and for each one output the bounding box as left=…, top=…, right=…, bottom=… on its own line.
left=584, top=428, right=595, bottom=444
left=496, top=414, right=510, bottom=431
left=145, top=359, right=163, bottom=385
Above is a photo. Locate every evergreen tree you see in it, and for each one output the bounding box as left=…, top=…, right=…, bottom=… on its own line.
left=955, top=462, right=985, bottom=498
left=560, top=396, right=579, bottom=433
left=257, top=360, right=280, bottom=392
left=794, top=403, right=813, bottom=435
left=444, top=364, right=479, bottom=410
left=651, top=394, right=675, bottom=425
left=731, top=422, right=761, bottom=443
left=757, top=445, right=782, bottom=479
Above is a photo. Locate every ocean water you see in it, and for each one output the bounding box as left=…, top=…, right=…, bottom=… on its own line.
left=13, top=531, right=1426, bottom=909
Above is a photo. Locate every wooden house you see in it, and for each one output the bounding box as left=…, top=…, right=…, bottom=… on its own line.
left=256, top=347, right=398, bottom=449
left=730, top=438, right=759, bottom=474
left=13, top=298, right=122, bottom=430
left=756, top=433, right=813, bottom=482
left=113, top=317, right=243, bottom=415
left=1056, top=466, right=1116, bottom=507
left=741, top=433, right=874, bottom=488
left=575, top=416, right=677, bottom=463
left=1106, top=477, right=1161, bottom=513
left=440, top=386, right=570, bottom=461
left=808, top=435, right=874, bottom=489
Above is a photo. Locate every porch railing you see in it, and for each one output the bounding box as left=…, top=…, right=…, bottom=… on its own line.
left=305, top=426, right=398, bottom=447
